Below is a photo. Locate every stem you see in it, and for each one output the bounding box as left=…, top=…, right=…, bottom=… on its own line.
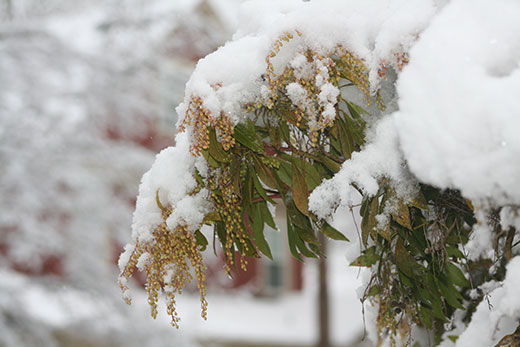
left=505, top=227, right=515, bottom=261
left=252, top=194, right=282, bottom=204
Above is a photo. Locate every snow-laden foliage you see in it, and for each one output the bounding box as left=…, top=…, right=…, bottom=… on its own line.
left=122, top=0, right=520, bottom=345
left=1, top=0, right=239, bottom=345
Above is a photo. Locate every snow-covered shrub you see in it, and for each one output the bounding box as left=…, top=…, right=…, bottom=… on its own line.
left=120, top=0, right=520, bottom=346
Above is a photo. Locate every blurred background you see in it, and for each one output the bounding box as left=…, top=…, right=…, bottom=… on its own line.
left=0, top=1, right=367, bottom=346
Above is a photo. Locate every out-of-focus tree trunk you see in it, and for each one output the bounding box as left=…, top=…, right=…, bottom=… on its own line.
left=6, top=0, right=13, bottom=20
left=318, top=232, right=329, bottom=347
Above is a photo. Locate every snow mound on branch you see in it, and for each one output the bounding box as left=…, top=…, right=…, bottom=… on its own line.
left=131, top=132, right=211, bottom=242
left=453, top=257, right=520, bottom=347
left=309, top=117, right=416, bottom=218
left=394, top=0, right=520, bottom=205
left=176, top=0, right=437, bottom=126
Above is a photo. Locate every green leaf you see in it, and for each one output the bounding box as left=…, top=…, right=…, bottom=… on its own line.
left=431, top=296, right=448, bottom=321
left=419, top=306, right=433, bottom=329
left=294, top=224, right=320, bottom=245
left=361, top=197, right=379, bottom=246
left=377, top=221, right=391, bottom=241
left=268, top=126, right=282, bottom=147
left=253, top=155, right=278, bottom=190
left=446, top=245, right=465, bottom=259
left=279, top=120, right=291, bottom=144
left=249, top=205, right=273, bottom=259
left=445, top=262, right=470, bottom=287
left=321, top=223, right=349, bottom=241
left=243, top=169, right=253, bottom=207
left=277, top=160, right=292, bottom=187
left=242, top=238, right=259, bottom=258
left=231, top=158, right=241, bottom=196
left=329, top=133, right=342, bottom=154
left=424, top=274, right=448, bottom=321
left=215, top=221, right=227, bottom=251
left=395, top=238, right=422, bottom=278
left=250, top=164, right=275, bottom=204
left=234, top=120, right=263, bottom=152
left=259, top=202, right=276, bottom=229
left=287, top=201, right=311, bottom=231
left=208, top=127, right=230, bottom=162
left=194, top=230, right=208, bottom=251
left=317, top=154, right=341, bottom=174
left=287, top=215, right=303, bottom=262
left=293, top=229, right=318, bottom=258
left=202, top=212, right=221, bottom=224
left=342, top=111, right=365, bottom=145
left=303, top=160, right=322, bottom=190
left=392, top=200, right=412, bottom=229
left=366, top=285, right=380, bottom=297
left=308, top=243, right=323, bottom=257
left=410, top=191, right=428, bottom=210
left=337, top=117, right=355, bottom=159
left=292, top=161, right=310, bottom=216
left=207, top=152, right=220, bottom=168
left=350, top=246, right=378, bottom=267
left=447, top=335, right=459, bottom=343
left=438, top=279, right=464, bottom=310
left=193, top=168, right=205, bottom=188
left=346, top=100, right=368, bottom=118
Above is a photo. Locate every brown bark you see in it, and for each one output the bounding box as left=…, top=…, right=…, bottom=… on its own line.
left=317, top=232, right=330, bottom=347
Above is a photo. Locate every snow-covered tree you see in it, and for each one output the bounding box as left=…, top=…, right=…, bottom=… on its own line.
left=118, top=0, right=520, bottom=346
left=1, top=0, right=239, bottom=345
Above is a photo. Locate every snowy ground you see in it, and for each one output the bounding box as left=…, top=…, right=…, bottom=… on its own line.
left=2, top=240, right=368, bottom=347
left=174, top=244, right=367, bottom=346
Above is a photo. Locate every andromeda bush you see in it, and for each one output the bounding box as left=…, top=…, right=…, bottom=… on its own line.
left=119, top=1, right=520, bottom=345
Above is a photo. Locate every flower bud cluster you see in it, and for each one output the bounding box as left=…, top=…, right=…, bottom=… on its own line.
left=119, top=204, right=207, bottom=328
left=179, top=98, right=235, bottom=156
left=208, top=166, right=250, bottom=273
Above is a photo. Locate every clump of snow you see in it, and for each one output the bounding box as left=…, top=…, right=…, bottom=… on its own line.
left=468, top=280, right=500, bottom=301
left=464, top=206, right=496, bottom=261
left=118, top=244, right=136, bottom=272
left=314, top=58, right=339, bottom=124
left=286, top=82, right=309, bottom=108
left=176, top=0, right=438, bottom=128
left=136, top=252, right=150, bottom=272
left=167, top=188, right=213, bottom=232
left=131, top=132, right=211, bottom=242
left=290, top=53, right=314, bottom=80
left=309, top=116, right=417, bottom=218
left=454, top=257, right=520, bottom=347
left=500, top=206, right=520, bottom=231
left=393, top=0, right=520, bottom=206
